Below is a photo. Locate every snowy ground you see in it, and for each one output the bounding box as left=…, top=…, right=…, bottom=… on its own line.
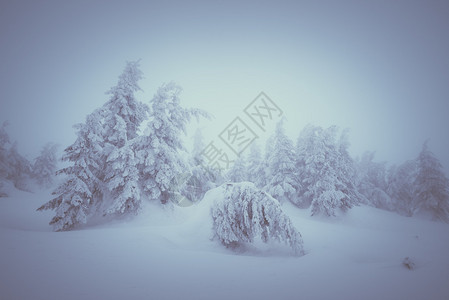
left=1, top=185, right=449, bottom=300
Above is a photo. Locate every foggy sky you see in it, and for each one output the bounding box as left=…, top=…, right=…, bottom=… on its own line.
left=1, top=0, right=448, bottom=172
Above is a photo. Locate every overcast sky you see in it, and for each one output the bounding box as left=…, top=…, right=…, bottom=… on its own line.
left=1, top=0, right=448, bottom=171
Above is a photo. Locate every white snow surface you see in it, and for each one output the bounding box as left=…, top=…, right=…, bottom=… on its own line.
left=1, top=184, right=449, bottom=300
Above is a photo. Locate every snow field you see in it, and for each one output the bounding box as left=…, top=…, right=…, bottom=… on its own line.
left=1, top=186, right=448, bottom=300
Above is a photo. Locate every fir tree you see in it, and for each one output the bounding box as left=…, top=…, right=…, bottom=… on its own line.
left=247, top=142, right=264, bottom=188
left=356, top=151, right=391, bottom=209
left=387, top=160, right=418, bottom=217
left=183, top=128, right=217, bottom=202
left=296, top=125, right=359, bottom=216
left=7, top=142, right=32, bottom=191
left=136, top=82, right=207, bottom=204
left=101, top=61, right=147, bottom=215
left=265, top=120, right=298, bottom=203
left=414, top=141, right=449, bottom=221
left=38, top=110, right=105, bottom=231
left=33, top=143, right=58, bottom=188
left=226, top=154, right=247, bottom=183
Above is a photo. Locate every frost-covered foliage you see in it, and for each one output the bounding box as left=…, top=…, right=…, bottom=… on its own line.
left=182, top=129, right=217, bottom=202
left=387, top=160, right=418, bottom=217
left=38, top=111, right=104, bottom=231
left=136, top=82, right=207, bottom=204
left=38, top=61, right=148, bottom=230
left=6, top=142, right=32, bottom=191
left=39, top=61, right=209, bottom=230
left=0, top=121, right=38, bottom=193
left=102, top=61, right=148, bottom=215
left=296, top=125, right=360, bottom=216
left=0, top=122, right=32, bottom=191
left=413, top=141, right=449, bottom=222
left=265, top=120, right=298, bottom=203
left=33, top=143, right=58, bottom=188
left=246, top=142, right=267, bottom=189
left=356, top=151, right=393, bottom=210
left=226, top=155, right=247, bottom=182
left=104, top=141, right=141, bottom=215
left=211, top=182, right=305, bottom=256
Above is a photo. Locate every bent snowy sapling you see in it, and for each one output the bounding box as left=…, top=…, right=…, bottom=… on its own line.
left=211, top=182, right=305, bottom=256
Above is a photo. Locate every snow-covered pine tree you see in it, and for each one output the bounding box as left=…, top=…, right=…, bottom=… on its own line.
left=33, top=143, right=58, bottom=188
left=335, top=129, right=363, bottom=209
left=256, top=136, right=273, bottom=190
left=7, top=142, right=32, bottom=191
left=414, top=141, right=449, bottom=222
left=38, top=110, right=105, bottom=231
left=387, top=160, right=418, bottom=217
left=101, top=61, right=148, bottom=216
left=211, top=182, right=305, bottom=256
left=136, top=82, right=207, bottom=204
left=183, top=128, right=217, bottom=202
left=356, top=151, right=392, bottom=210
left=265, top=120, right=298, bottom=203
left=296, top=125, right=358, bottom=216
left=226, top=154, right=247, bottom=182
left=246, top=142, right=264, bottom=188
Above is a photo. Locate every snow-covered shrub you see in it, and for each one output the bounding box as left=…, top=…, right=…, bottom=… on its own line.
left=211, top=182, right=305, bottom=256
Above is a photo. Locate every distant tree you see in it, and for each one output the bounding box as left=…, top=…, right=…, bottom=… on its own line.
left=33, top=143, right=58, bottom=188
left=211, top=182, right=305, bottom=256
left=182, top=128, right=217, bottom=202
left=135, top=82, right=207, bottom=204
left=356, top=151, right=393, bottom=210
left=246, top=142, right=264, bottom=188
left=387, top=160, right=418, bottom=217
left=226, top=154, right=247, bottom=183
left=7, top=142, right=32, bottom=191
left=265, top=120, right=298, bottom=203
left=413, top=141, right=449, bottom=221
left=296, top=125, right=359, bottom=216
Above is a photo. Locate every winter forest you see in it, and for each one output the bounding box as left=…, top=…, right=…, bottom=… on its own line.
left=2, top=61, right=449, bottom=299
left=2, top=1, right=449, bottom=300
left=1, top=61, right=447, bottom=229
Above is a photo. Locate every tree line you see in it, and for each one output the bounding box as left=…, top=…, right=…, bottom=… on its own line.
left=1, top=61, right=448, bottom=230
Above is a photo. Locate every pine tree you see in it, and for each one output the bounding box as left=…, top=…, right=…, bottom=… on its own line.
left=33, top=143, right=58, bottom=188
left=136, top=82, right=207, bottom=204
left=387, top=160, right=418, bottom=217
left=7, top=142, right=32, bottom=191
left=296, top=125, right=359, bottom=216
left=211, top=182, right=305, bottom=256
left=246, top=142, right=264, bottom=187
left=101, top=61, right=148, bottom=215
left=356, top=151, right=393, bottom=210
left=265, top=120, right=298, bottom=203
left=38, top=61, right=149, bottom=229
left=38, top=110, right=105, bottom=231
left=414, top=141, right=449, bottom=221
left=226, top=154, right=247, bottom=182
left=182, top=128, right=217, bottom=202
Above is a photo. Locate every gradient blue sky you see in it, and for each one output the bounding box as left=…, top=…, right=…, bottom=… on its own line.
left=1, top=0, right=448, bottom=171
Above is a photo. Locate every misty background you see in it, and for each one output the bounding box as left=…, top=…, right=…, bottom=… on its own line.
left=1, top=0, right=448, bottom=171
